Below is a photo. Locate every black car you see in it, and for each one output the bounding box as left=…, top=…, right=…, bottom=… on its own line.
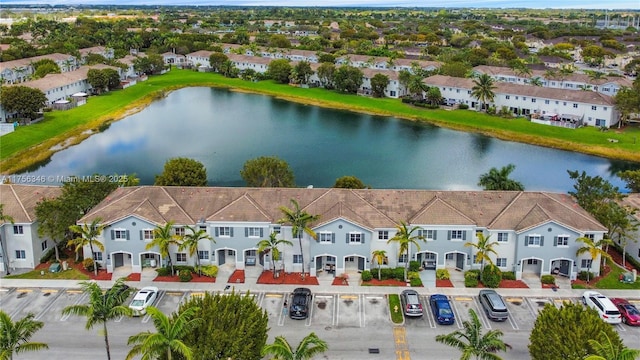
left=289, top=288, right=312, bottom=320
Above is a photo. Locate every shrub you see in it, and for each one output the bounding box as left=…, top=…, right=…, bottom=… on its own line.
left=179, top=269, right=192, bottom=282
left=197, top=265, right=218, bottom=278
left=458, top=103, right=469, bottom=110
left=407, top=271, right=420, bottom=280
left=482, top=264, right=502, bottom=288
left=393, top=267, right=406, bottom=281
left=486, top=106, right=497, bottom=115
left=410, top=277, right=423, bottom=287
left=175, top=265, right=195, bottom=273
left=361, top=270, right=373, bottom=282
left=409, top=261, right=420, bottom=272
left=156, top=267, right=171, bottom=276
left=379, top=268, right=395, bottom=280
left=465, top=270, right=480, bottom=287
left=502, top=271, right=516, bottom=280
left=82, top=258, right=94, bottom=271
left=541, top=275, right=556, bottom=285
left=436, top=269, right=450, bottom=280
left=577, top=271, right=595, bottom=281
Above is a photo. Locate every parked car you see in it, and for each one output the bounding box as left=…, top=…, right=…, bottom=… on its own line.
left=429, top=294, right=455, bottom=325
left=289, top=288, right=312, bottom=320
left=400, top=289, right=423, bottom=317
left=611, top=298, right=640, bottom=326
left=104, top=284, right=131, bottom=305
left=129, top=286, right=159, bottom=316
left=582, top=291, right=622, bottom=324
left=478, top=289, right=508, bottom=322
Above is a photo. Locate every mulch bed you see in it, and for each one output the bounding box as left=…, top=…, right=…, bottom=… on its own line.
left=228, top=270, right=245, bottom=284
left=153, top=273, right=215, bottom=283
left=257, top=271, right=320, bottom=285
left=332, top=277, right=349, bottom=286
left=542, top=283, right=560, bottom=289
left=608, top=247, right=638, bottom=272
left=436, top=279, right=454, bottom=287
left=362, top=278, right=408, bottom=286
left=126, top=273, right=141, bottom=281
left=473, top=279, right=529, bottom=289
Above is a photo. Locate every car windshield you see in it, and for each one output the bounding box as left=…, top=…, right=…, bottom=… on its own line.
left=130, top=299, right=145, bottom=307
left=438, top=307, right=453, bottom=316
left=624, top=305, right=640, bottom=316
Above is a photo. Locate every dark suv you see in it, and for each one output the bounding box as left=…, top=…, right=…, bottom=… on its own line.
left=289, top=288, right=312, bottom=320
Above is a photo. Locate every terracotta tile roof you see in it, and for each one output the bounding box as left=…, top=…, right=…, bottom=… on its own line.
left=10, top=65, right=118, bottom=93
left=0, top=185, right=62, bottom=223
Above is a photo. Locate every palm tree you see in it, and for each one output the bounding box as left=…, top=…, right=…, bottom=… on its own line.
left=261, top=332, right=328, bottom=360
left=585, top=331, right=640, bottom=360
left=371, top=249, right=387, bottom=280
left=407, top=75, right=428, bottom=101
left=68, top=217, right=106, bottom=276
left=471, top=73, right=496, bottom=111
left=529, top=77, right=543, bottom=86
left=0, top=311, right=48, bottom=360
left=387, top=221, right=426, bottom=282
left=62, top=278, right=132, bottom=360
left=464, top=233, right=499, bottom=279
left=0, top=204, right=14, bottom=275
left=435, top=309, right=509, bottom=360
left=126, top=306, right=202, bottom=360
left=146, top=221, right=182, bottom=276
left=576, top=236, right=613, bottom=283
left=178, top=225, right=215, bottom=275
left=477, top=164, right=524, bottom=191
left=278, top=199, right=320, bottom=279
left=257, top=232, right=293, bottom=277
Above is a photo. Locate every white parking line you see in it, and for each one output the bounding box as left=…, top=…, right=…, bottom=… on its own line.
left=34, top=289, right=64, bottom=321
left=473, top=297, right=491, bottom=330
left=422, top=296, right=436, bottom=328
left=360, top=294, right=364, bottom=328
left=524, top=298, right=541, bottom=318
left=616, top=323, right=627, bottom=332
left=60, top=292, right=88, bottom=322
left=277, top=293, right=288, bottom=327
left=450, top=297, right=465, bottom=329
left=306, top=294, right=314, bottom=327
left=142, top=290, right=165, bottom=324
left=332, top=294, right=337, bottom=326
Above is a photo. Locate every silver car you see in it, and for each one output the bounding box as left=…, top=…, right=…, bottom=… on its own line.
left=129, top=286, right=159, bottom=316
left=400, top=289, right=423, bottom=317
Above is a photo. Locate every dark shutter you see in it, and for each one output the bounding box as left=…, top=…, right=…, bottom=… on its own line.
left=361, top=233, right=365, bottom=244
left=230, top=228, right=234, bottom=237
left=346, top=234, right=349, bottom=243
left=245, top=227, right=248, bottom=237
left=447, top=230, right=452, bottom=240
left=140, top=230, right=143, bottom=240
left=332, top=233, right=335, bottom=243
left=433, top=231, right=437, bottom=241
left=125, top=230, right=130, bottom=240
left=524, top=236, right=529, bottom=246
left=462, top=231, right=467, bottom=241
left=553, top=236, right=558, bottom=246
left=260, top=228, right=264, bottom=237
left=214, top=227, right=219, bottom=237
left=540, top=236, right=544, bottom=246
left=111, top=230, right=115, bottom=240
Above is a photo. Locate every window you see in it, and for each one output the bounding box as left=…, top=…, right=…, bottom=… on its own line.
left=398, top=253, right=408, bottom=263
left=505, top=95, right=510, bottom=99
left=523, top=97, right=527, bottom=101
left=604, top=107, right=608, bottom=111
left=472, top=254, right=478, bottom=263
left=555, top=235, right=569, bottom=247
left=532, top=98, right=536, bottom=103
left=173, top=227, right=185, bottom=237
left=348, top=232, right=363, bottom=244
left=113, top=229, right=128, bottom=240
left=176, top=253, right=187, bottom=262
left=293, top=254, right=303, bottom=264
left=273, top=226, right=281, bottom=234
left=378, top=231, right=389, bottom=240
left=15, top=250, right=26, bottom=259
left=216, top=227, right=232, bottom=237
left=527, top=259, right=539, bottom=265
left=496, top=258, right=507, bottom=267
left=419, top=229, right=436, bottom=240
left=41, top=241, right=48, bottom=251
left=545, top=100, right=550, bottom=104
left=198, top=251, right=209, bottom=260
left=93, top=252, right=103, bottom=261
left=581, top=259, right=592, bottom=268
left=319, top=232, right=334, bottom=243
left=573, top=104, right=578, bottom=109
left=246, top=227, right=262, bottom=237
left=448, top=230, right=465, bottom=241
left=563, top=102, right=567, bottom=106
left=496, top=232, right=508, bottom=243
left=13, top=225, right=24, bottom=235
left=584, top=233, right=595, bottom=240
left=526, top=235, right=542, bottom=246
left=142, top=230, right=154, bottom=241
left=592, top=106, right=597, bottom=110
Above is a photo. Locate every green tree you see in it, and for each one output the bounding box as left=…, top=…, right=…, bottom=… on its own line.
left=0, top=311, right=48, bottom=360
left=32, top=59, right=60, bottom=79
left=317, top=62, right=336, bottom=89
left=133, top=53, right=165, bottom=75
left=0, top=204, right=15, bottom=275
left=155, top=157, right=207, bottom=186
left=435, top=308, right=509, bottom=360
left=471, top=73, right=497, bottom=111
left=262, top=332, right=328, bottom=360
left=268, top=34, right=291, bottom=49
left=126, top=306, right=202, bottom=360
left=568, top=170, right=624, bottom=226
left=387, top=221, right=426, bottom=282
left=478, top=164, right=524, bottom=191
left=614, top=87, right=640, bottom=127
left=333, top=175, right=367, bottom=189
left=35, top=197, right=75, bottom=262
left=370, top=73, right=389, bottom=97
left=62, top=278, right=132, bottom=360
left=177, top=291, right=269, bottom=360
left=576, top=236, right=612, bottom=282
left=209, top=52, right=229, bottom=73
left=425, top=86, right=443, bottom=106
left=529, top=303, right=623, bottom=360
left=68, top=217, right=106, bottom=275
left=257, top=232, right=293, bottom=277
left=278, top=199, right=320, bottom=279
left=0, top=86, right=47, bottom=120
left=292, top=61, right=313, bottom=85
left=333, top=65, right=364, bottom=93
left=61, top=175, right=118, bottom=216
left=240, top=156, right=295, bottom=187
left=371, top=249, right=386, bottom=280
left=87, top=68, right=108, bottom=94
left=268, top=59, right=293, bottom=84
left=439, top=61, right=471, bottom=78
left=147, top=221, right=182, bottom=276
left=102, top=68, right=120, bottom=90
left=464, top=233, right=499, bottom=279
left=585, top=331, right=640, bottom=360
left=178, top=225, right=215, bottom=275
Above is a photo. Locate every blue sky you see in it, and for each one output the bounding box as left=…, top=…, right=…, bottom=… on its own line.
left=3, top=0, right=639, bottom=9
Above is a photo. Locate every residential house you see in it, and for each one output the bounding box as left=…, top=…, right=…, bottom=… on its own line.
left=0, top=53, right=78, bottom=84
left=78, top=46, right=115, bottom=63
left=619, top=194, right=640, bottom=266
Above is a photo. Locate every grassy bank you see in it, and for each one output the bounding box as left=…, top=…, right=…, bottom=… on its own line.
left=2, top=68, right=639, bottom=174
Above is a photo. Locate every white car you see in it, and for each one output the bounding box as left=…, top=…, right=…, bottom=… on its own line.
left=582, top=290, right=622, bottom=324
left=129, top=286, right=159, bottom=316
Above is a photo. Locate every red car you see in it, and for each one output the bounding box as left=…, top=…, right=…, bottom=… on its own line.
left=611, top=298, right=640, bottom=326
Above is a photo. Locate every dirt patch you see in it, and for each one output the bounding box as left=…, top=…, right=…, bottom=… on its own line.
left=436, top=279, right=454, bottom=287
left=608, top=247, right=638, bottom=272
left=362, top=278, right=408, bottom=286
left=154, top=273, right=215, bottom=283
left=257, top=270, right=319, bottom=285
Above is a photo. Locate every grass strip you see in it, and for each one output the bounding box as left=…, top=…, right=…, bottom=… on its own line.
left=388, top=293, right=404, bottom=324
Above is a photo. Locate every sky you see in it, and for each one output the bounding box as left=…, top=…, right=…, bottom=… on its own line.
left=2, top=0, right=639, bottom=9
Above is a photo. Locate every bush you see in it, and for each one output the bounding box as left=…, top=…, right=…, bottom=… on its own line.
left=82, top=258, right=94, bottom=271
left=361, top=270, right=373, bottom=282
left=156, top=267, right=171, bottom=276
left=179, top=269, right=193, bottom=282
left=197, top=265, right=219, bottom=278
left=482, top=265, right=502, bottom=288
left=436, top=269, right=450, bottom=280
left=394, top=267, right=406, bottom=281
left=541, top=275, right=556, bottom=285
left=407, top=271, right=420, bottom=280
left=465, top=270, right=480, bottom=287
left=40, top=248, right=56, bottom=264
left=401, top=97, right=415, bottom=104
left=379, top=268, right=395, bottom=280
left=410, top=277, right=423, bottom=287
left=409, top=261, right=420, bottom=272
left=577, top=271, right=595, bottom=281
left=486, top=106, right=497, bottom=115
left=175, top=265, right=195, bottom=273
left=502, top=271, right=516, bottom=280
left=458, top=103, right=469, bottom=110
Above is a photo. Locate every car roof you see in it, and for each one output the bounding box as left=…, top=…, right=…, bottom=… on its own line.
left=431, top=294, right=448, bottom=301
left=293, top=288, right=311, bottom=294
left=402, top=289, right=418, bottom=295
left=139, top=286, right=158, bottom=292
left=583, top=290, right=603, bottom=297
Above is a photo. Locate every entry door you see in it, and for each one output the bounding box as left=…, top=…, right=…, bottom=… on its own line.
left=456, top=253, right=465, bottom=270
left=358, top=257, right=365, bottom=271
left=218, top=250, right=225, bottom=265
left=114, top=253, right=124, bottom=267
left=316, top=257, right=322, bottom=271
left=559, top=260, right=570, bottom=276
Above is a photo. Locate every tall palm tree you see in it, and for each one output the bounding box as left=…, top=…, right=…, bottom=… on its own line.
left=435, top=309, right=509, bottom=360
left=146, top=221, right=182, bottom=276
left=178, top=225, right=215, bottom=275
left=585, top=331, right=640, bottom=360
left=126, top=306, right=202, bottom=360
left=257, top=232, right=293, bottom=278
left=407, top=75, right=428, bottom=101
left=387, top=221, right=426, bottom=282
left=471, top=73, right=496, bottom=111
left=371, top=249, right=387, bottom=280
left=477, top=164, right=524, bottom=191
left=576, top=236, right=613, bottom=283
left=68, top=217, right=106, bottom=276
left=0, top=204, right=15, bottom=275
left=62, top=278, right=132, bottom=360
left=278, top=199, right=320, bottom=279
left=261, top=332, right=328, bottom=360
left=0, top=311, right=48, bottom=360
left=464, top=233, right=499, bottom=278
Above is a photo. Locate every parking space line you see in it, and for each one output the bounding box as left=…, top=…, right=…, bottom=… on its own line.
left=306, top=294, right=313, bottom=327
left=524, top=298, right=540, bottom=318
left=34, top=289, right=65, bottom=321
left=421, top=296, right=436, bottom=328
left=332, top=294, right=337, bottom=326
left=142, top=290, right=165, bottom=324
left=254, top=292, right=264, bottom=305
left=473, top=297, right=491, bottom=330
left=61, top=292, right=88, bottom=321
left=336, top=294, right=341, bottom=327
left=395, top=350, right=411, bottom=360
left=616, top=324, right=627, bottom=332
left=277, top=293, right=288, bottom=327
left=449, top=296, right=465, bottom=329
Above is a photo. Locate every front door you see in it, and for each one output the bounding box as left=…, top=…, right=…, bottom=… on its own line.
left=456, top=253, right=465, bottom=270
left=114, top=253, right=124, bottom=268
left=559, top=260, right=570, bottom=276
left=358, top=257, right=365, bottom=271
left=218, top=250, right=225, bottom=265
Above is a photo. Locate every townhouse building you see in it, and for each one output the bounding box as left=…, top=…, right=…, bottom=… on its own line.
left=78, top=46, right=115, bottom=64
left=423, top=75, right=619, bottom=127
left=0, top=53, right=78, bottom=84
left=76, top=186, right=606, bottom=281
left=620, top=194, right=640, bottom=266
left=0, top=184, right=62, bottom=273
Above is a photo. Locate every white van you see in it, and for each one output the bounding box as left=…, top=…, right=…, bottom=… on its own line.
left=582, top=291, right=622, bottom=324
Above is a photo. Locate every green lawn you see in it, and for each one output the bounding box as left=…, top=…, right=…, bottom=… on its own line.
left=595, top=260, right=640, bottom=290
left=388, top=294, right=404, bottom=324
left=5, top=268, right=90, bottom=280
left=2, top=68, right=639, bottom=173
